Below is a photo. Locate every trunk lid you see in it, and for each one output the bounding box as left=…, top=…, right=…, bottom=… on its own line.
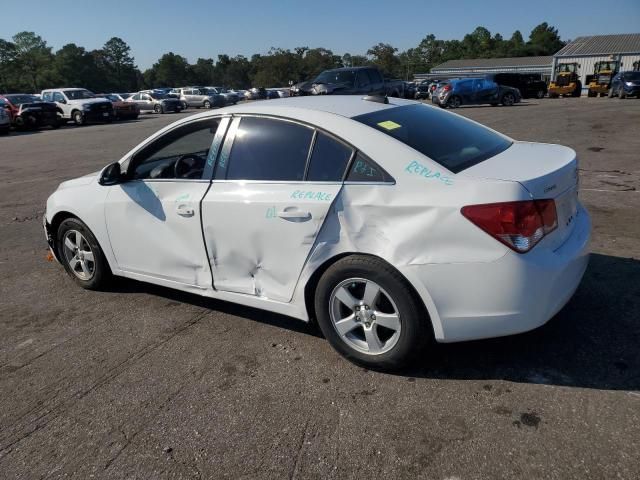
left=461, top=141, right=580, bottom=250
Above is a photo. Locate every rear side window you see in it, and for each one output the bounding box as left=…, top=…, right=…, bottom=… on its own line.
left=226, top=117, right=313, bottom=181
left=352, top=104, right=512, bottom=173
left=346, top=152, right=393, bottom=183
left=306, top=133, right=353, bottom=182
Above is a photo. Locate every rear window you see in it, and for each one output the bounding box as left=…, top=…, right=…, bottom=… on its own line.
left=352, top=104, right=512, bottom=173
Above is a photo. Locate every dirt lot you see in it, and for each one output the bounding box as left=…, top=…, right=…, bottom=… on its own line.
left=0, top=98, right=639, bottom=479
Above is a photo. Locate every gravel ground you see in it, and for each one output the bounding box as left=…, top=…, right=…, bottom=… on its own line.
left=0, top=97, right=639, bottom=479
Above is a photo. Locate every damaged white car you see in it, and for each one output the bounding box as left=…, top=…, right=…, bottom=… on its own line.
left=44, top=96, right=591, bottom=369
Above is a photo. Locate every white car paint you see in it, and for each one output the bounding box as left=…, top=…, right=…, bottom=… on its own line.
left=44, top=96, right=590, bottom=344
left=41, top=88, right=113, bottom=121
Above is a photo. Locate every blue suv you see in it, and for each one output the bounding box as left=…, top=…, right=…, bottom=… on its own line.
left=608, top=71, right=640, bottom=98
left=432, top=77, right=521, bottom=108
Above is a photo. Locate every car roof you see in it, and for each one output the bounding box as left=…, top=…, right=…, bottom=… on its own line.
left=220, top=95, right=416, bottom=118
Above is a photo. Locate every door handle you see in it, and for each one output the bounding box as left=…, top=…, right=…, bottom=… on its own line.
left=277, top=209, right=311, bottom=220
left=176, top=205, right=195, bottom=217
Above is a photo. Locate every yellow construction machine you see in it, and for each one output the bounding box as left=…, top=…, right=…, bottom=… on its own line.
left=548, top=63, right=582, bottom=98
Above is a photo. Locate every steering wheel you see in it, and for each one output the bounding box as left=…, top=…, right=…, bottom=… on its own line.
left=174, top=154, right=204, bottom=179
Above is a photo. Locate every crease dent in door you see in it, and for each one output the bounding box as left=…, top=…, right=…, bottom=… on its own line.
left=203, top=213, right=326, bottom=298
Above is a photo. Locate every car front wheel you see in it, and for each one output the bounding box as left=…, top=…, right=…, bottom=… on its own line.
left=72, top=111, right=84, bottom=126
left=314, top=255, right=431, bottom=370
left=57, top=217, right=110, bottom=290
left=502, top=93, right=515, bottom=106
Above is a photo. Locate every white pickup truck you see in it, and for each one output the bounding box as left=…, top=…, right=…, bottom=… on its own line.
left=41, top=88, right=114, bottom=125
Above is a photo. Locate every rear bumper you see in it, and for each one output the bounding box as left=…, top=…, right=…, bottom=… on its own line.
left=410, top=203, right=591, bottom=343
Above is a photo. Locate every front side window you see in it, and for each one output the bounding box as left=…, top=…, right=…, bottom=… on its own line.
left=53, top=92, right=65, bottom=103
left=63, top=89, right=95, bottom=100
left=130, top=119, right=220, bottom=180
left=353, top=104, right=512, bottom=173
left=224, top=117, right=313, bottom=181
left=42, top=92, right=53, bottom=101
left=306, top=132, right=353, bottom=182
left=357, top=70, right=372, bottom=88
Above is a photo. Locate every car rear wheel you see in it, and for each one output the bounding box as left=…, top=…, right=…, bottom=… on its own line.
left=501, top=92, right=515, bottom=106
left=447, top=95, right=461, bottom=108
left=154, top=104, right=162, bottom=114
left=314, top=255, right=431, bottom=370
left=57, top=217, right=110, bottom=290
left=203, top=100, right=211, bottom=109
left=72, top=111, right=84, bottom=126
left=536, top=90, right=545, bottom=99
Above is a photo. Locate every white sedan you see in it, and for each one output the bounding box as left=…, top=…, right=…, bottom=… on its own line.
left=44, top=96, right=591, bottom=369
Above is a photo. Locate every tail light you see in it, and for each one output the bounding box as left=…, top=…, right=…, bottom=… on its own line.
left=443, top=85, right=451, bottom=92
left=461, top=200, right=557, bottom=253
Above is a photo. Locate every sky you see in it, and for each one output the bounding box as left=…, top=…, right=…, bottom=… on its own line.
left=1, top=0, right=639, bottom=69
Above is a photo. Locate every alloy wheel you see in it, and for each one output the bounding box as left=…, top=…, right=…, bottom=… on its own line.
left=62, top=230, right=95, bottom=281
left=329, top=278, right=401, bottom=355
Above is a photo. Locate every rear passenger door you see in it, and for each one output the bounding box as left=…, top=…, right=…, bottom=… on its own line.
left=201, top=116, right=353, bottom=302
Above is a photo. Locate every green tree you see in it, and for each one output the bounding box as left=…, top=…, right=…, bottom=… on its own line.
left=145, top=52, right=191, bottom=87
left=0, top=39, right=18, bottom=92
left=12, top=31, right=54, bottom=91
left=102, top=37, right=137, bottom=91
left=527, top=23, right=565, bottom=55
left=53, top=43, right=99, bottom=90
left=366, top=43, right=401, bottom=77
left=509, top=30, right=526, bottom=56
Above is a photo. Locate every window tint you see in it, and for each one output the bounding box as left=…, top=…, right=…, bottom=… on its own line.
left=357, top=69, right=372, bottom=88
left=131, top=119, right=219, bottom=180
left=306, top=132, right=353, bottom=182
left=53, top=92, right=65, bottom=102
left=42, top=92, right=53, bottom=101
left=353, top=104, right=512, bottom=173
left=346, top=152, right=392, bottom=183
left=225, top=117, right=313, bottom=181
left=369, top=69, right=383, bottom=84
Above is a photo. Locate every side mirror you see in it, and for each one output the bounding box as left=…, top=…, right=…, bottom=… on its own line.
left=99, top=162, right=122, bottom=186
left=59, top=98, right=67, bottom=104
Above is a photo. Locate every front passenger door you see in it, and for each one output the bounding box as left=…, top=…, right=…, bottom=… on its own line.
left=104, top=117, right=229, bottom=287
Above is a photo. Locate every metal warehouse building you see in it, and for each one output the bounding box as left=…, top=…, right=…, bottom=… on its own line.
left=553, top=33, right=640, bottom=94
left=415, top=56, right=553, bottom=82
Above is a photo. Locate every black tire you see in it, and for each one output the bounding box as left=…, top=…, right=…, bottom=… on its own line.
left=447, top=95, right=461, bottom=109
left=154, top=104, right=162, bottom=114
left=314, top=255, right=432, bottom=370
left=536, top=90, right=545, bottom=99
left=501, top=92, right=515, bottom=106
left=72, top=110, right=84, bottom=126
left=0, top=127, right=9, bottom=135
left=572, top=81, right=582, bottom=97
left=620, top=88, right=627, bottom=99
left=587, top=89, right=596, bottom=97
left=608, top=88, right=615, bottom=98
left=56, top=217, right=111, bottom=290
left=203, top=100, right=211, bottom=109
left=50, top=122, right=60, bottom=130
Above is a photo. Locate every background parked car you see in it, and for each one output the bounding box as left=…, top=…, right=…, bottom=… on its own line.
left=608, top=71, right=640, bottom=98
left=0, top=93, right=59, bottom=130
left=205, top=87, right=239, bottom=105
left=170, top=87, right=224, bottom=109
left=432, top=77, right=521, bottom=108
left=414, top=83, right=431, bottom=100
left=266, top=89, right=280, bottom=99
left=41, top=88, right=114, bottom=125
left=488, top=72, right=547, bottom=99
left=0, top=99, right=10, bottom=134
left=310, top=66, right=403, bottom=97
left=126, top=91, right=183, bottom=113
left=246, top=87, right=268, bottom=100
left=96, top=94, right=140, bottom=120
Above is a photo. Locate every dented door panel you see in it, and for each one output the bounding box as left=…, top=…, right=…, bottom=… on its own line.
left=201, top=182, right=342, bottom=301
